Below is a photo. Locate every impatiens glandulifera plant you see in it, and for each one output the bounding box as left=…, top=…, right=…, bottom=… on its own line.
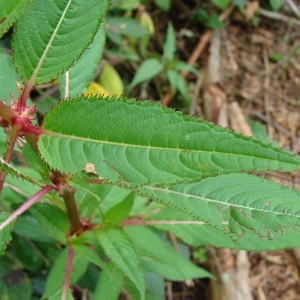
left=1, top=1, right=300, bottom=299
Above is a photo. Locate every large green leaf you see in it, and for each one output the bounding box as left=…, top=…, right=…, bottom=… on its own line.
left=96, top=228, right=145, bottom=299
left=93, top=261, right=124, bottom=300
left=0, top=213, right=14, bottom=257
left=124, top=226, right=212, bottom=280
left=12, top=0, right=109, bottom=84
left=137, top=173, right=300, bottom=241
left=0, top=0, right=31, bottom=38
left=38, top=97, right=300, bottom=185
left=59, top=22, right=106, bottom=99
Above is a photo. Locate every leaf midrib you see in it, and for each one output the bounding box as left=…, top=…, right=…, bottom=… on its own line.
left=28, top=0, right=72, bottom=84
left=41, top=130, right=293, bottom=164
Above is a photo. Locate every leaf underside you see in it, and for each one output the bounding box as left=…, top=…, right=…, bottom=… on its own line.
left=138, top=173, right=300, bottom=241
left=12, top=0, right=110, bottom=83
left=38, top=97, right=300, bottom=185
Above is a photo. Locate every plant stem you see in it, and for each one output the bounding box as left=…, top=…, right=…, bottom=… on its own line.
left=62, top=246, right=74, bottom=300
left=0, top=185, right=54, bottom=230
left=62, top=184, right=82, bottom=234
left=18, top=83, right=33, bottom=108
left=0, top=126, right=19, bottom=194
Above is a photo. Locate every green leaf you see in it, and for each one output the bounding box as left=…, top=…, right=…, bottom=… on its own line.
left=106, top=17, right=148, bottom=39
left=42, top=248, right=89, bottom=299
left=173, top=60, right=200, bottom=75
left=22, top=143, right=50, bottom=179
left=0, top=0, right=31, bottom=38
left=59, top=22, right=106, bottom=99
left=269, top=0, right=283, bottom=12
left=166, top=69, right=188, bottom=98
left=163, top=22, right=176, bottom=61
left=96, top=228, right=145, bottom=299
left=30, top=203, right=69, bottom=244
left=71, top=243, right=105, bottom=268
left=124, top=226, right=212, bottom=280
left=0, top=212, right=14, bottom=257
left=0, top=48, right=21, bottom=101
left=38, top=97, right=300, bottom=185
left=145, top=205, right=300, bottom=250
left=14, top=215, right=54, bottom=243
left=0, top=258, right=32, bottom=300
left=138, top=173, right=300, bottom=241
left=12, top=0, right=110, bottom=84
left=0, top=158, right=40, bottom=185
left=211, top=0, right=230, bottom=10
left=130, top=59, right=163, bottom=88
left=93, top=261, right=124, bottom=300
left=13, top=235, right=44, bottom=271
left=104, top=191, right=135, bottom=226
left=232, top=0, right=247, bottom=7
left=205, top=14, right=225, bottom=29
left=154, top=0, right=171, bottom=11
left=48, top=288, right=74, bottom=300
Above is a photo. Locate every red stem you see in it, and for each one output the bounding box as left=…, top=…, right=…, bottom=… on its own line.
left=18, top=83, right=33, bottom=108
left=62, top=246, right=74, bottom=300
left=0, top=185, right=54, bottom=230
left=0, top=126, right=19, bottom=194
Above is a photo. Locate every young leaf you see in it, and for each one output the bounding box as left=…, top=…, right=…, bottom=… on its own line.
left=0, top=158, right=40, bottom=185
left=163, top=22, right=176, bottom=61
left=0, top=0, right=31, bottom=38
left=96, top=228, right=145, bottom=299
left=59, top=22, right=106, bottom=99
left=12, top=0, right=110, bottom=84
left=138, top=173, right=300, bottom=241
left=30, top=203, right=69, bottom=244
left=130, top=59, right=163, bottom=88
left=0, top=212, right=14, bottom=256
left=42, top=247, right=89, bottom=299
left=93, top=261, right=124, bottom=300
left=38, top=97, right=300, bottom=185
left=124, top=226, right=212, bottom=280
